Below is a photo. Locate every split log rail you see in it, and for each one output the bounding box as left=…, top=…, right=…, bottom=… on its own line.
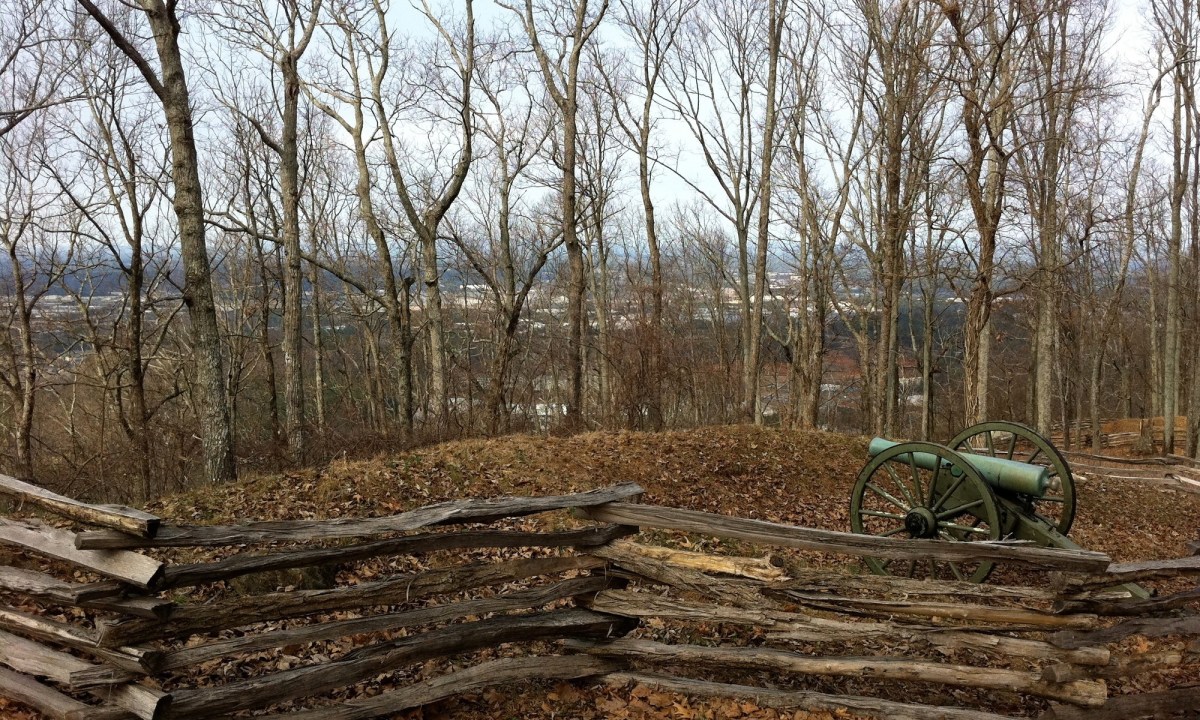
left=0, top=473, right=1197, bottom=719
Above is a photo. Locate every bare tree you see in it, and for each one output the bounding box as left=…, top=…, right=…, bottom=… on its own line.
left=661, top=0, right=780, bottom=423
left=1147, top=0, right=1196, bottom=453
left=501, top=0, right=608, bottom=428
left=600, top=0, right=695, bottom=428
left=1009, top=0, right=1108, bottom=434
left=208, top=0, right=323, bottom=463
left=938, top=0, right=1030, bottom=426
left=450, top=37, right=558, bottom=432
left=819, top=0, right=945, bottom=435
left=0, top=0, right=76, bottom=137
left=766, top=0, right=830, bottom=429
left=304, top=0, right=417, bottom=430
left=45, top=26, right=181, bottom=497
left=1087, top=48, right=1167, bottom=451
left=0, top=118, right=69, bottom=479
left=76, top=0, right=237, bottom=484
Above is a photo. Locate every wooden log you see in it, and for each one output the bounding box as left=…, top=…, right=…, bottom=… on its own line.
left=599, top=540, right=1057, bottom=602
left=262, top=655, right=617, bottom=720
left=595, top=545, right=1088, bottom=633
left=98, top=555, right=604, bottom=647
left=157, top=575, right=611, bottom=671
left=0, top=474, right=160, bottom=537
left=591, top=590, right=1109, bottom=666
left=579, top=503, right=1111, bottom=572
left=0, top=566, right=123, bottom=604
left=0, top=666, right=133, bottom=720
left=156, top=524, right=632, bottom=590
left=600, top=670, right=1023, bottom=720
left=84, top=594, right=175, bottom=621
left=87, top=683, right=168, bottom=720
left=0, top=607, right=161, bottom=674
left=601, top=540, right=787, bottom=581
left=1165, top=453, right=1200, bottom=470
left=1062, top=451, right=1175, bottom=467
left=1055, top=555, right=1200, bottom=593
left=0, top=629, right=168, bottom=719
left=769, top=589, right=1099, bottom=629
left=772, top=566, right=1057, bottom=602
left=1040, top=684, right=1200, bottom=720
left=1056, top=585, right=1200, bottom=616
left=570, top=637, right=1108, bottom=707
left=0, top=629, right=134, bottom=687
left=0, top=518, right=162, bottom=589
left=1051, top=614, right=1200, bottom=649
left=0, top=566, right=166, bottom=620
left=1040, top=663, right=1088, bottom=684
left=591, top=546, right=767, bottom=607
left=163, top=609, right=630, bottom=719
left=76, top=483, right=644, bottom=549
left=1092, top=651, right=1185, bottom=679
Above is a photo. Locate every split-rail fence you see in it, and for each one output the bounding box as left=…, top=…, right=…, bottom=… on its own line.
left=0, top=474, right=1197, bottom=719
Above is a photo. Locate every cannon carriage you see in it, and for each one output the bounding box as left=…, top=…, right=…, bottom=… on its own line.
left=849, top=421, right=1083, bottom=583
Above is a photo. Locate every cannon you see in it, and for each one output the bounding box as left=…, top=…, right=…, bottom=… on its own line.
left=849, top=421, right=1080, bottom=583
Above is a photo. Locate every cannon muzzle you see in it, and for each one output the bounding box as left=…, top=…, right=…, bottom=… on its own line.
left=868, top=437, right=1051, bottom=497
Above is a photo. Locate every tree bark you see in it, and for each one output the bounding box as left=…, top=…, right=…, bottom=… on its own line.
left=280, top=51, right=307, bottom=463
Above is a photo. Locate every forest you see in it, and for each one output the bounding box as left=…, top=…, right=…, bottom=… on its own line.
left=2, top=0, right=1199, bottom=499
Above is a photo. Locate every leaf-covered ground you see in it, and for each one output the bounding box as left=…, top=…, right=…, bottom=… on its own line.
left=155, top=425, right=1200, bottom=564
left=5, top=426, right=1199, bottom=719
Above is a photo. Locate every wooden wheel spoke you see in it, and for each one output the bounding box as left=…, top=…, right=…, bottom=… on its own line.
left=984, top=430, right=995, bottom=456
left=937, top=521, right=991, bottom=535
left=865, top=482, right=909, bottom=511
left=1006, top=432, right=1017, bottom=460
left=884, top=464, right=918, bottom=507
left=927, top=460, right=941, bottom=506
left=860, top=509, right=905, bottom=520
left=907, top=455, right=923, bottom=508
left=879, top=526, right=908, bottom=538
left=930, top=473, right=967, bottom=513
left=936, top=499, right=983, bottom=520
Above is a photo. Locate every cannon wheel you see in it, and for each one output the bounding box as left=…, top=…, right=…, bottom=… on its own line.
left=949, top=421, right=1077, bottom=535
left=850, top=441, right=1001, bottom=583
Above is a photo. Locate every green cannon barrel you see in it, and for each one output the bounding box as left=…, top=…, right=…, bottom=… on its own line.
left=868, top=438, right=1051, bottom=498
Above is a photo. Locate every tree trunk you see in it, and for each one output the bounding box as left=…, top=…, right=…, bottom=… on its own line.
left=5, top=244, right=35, bottom=480
left=280, top=54, right=306, bottom=464
left=1164, top=74, right=1186, bottom=454
left=421, top=230, right=448, bottom=425
left=142, top=1, right=237, bottom=484
left=256, top=242, right=281, bottom=459
left=562, top=100, right=585, bottom=428
left=309, top=260, right=326, bottom=432
left=639, top=135, right=664, bottom=429
left=746, top=0, right=783, bottom=426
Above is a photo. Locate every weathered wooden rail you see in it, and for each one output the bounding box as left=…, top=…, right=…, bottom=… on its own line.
left=0, top=473, right=1197, bottom=719
left=1062, top=451, right=1200, bottom=494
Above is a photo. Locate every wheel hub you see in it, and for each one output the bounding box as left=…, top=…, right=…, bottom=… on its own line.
left=903, top=507, right=938, bottom=539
